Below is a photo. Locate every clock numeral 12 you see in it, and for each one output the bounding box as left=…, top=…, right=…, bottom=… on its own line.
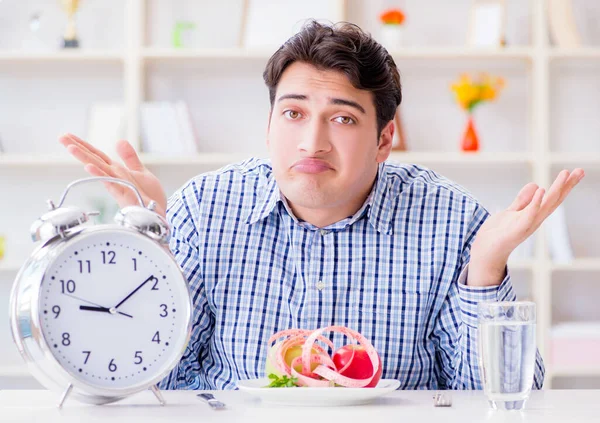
left=101, top=251, right=116, bottom=264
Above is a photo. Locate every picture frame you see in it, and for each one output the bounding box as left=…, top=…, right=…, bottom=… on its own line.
left=239, top=0, right=346, bottom=49
left=467, top=0, right=506, bottom=47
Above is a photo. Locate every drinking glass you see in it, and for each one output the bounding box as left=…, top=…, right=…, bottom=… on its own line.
left=478, top=301, right=536, bottom=411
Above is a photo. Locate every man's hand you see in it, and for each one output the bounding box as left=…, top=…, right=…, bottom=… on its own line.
left=468, top=168, right=585, bottom=287
left=59, top=134, right=167, bottom=218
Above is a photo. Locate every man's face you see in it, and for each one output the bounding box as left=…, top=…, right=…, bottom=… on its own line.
left=267, top=62, right=393, bottom=219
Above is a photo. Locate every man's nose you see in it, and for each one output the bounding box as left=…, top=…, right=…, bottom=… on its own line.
left=297, top=119, right=332, bottom=155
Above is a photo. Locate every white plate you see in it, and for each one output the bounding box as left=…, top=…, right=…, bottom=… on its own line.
left=236, top=378, right=400, bottom=406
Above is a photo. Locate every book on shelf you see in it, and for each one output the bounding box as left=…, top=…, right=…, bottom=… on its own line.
left=547, top=0, right=582, bottom=47
left=545, top=204, right=574, bottom=264
left=140, top=101, right=199, bottom=156
left=86, top=103, right=126, bottom=158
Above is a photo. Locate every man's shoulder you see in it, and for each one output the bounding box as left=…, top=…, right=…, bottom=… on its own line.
left=173, top=157, right=272, bottom=198
left=166, top=157, right=273, bottom=221
left=383, top=161, right=481, bottom=208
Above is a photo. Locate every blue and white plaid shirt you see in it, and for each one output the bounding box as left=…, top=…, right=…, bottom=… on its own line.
left=158, top=158, right=545, bottom=390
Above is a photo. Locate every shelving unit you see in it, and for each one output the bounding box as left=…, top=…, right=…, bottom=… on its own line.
left=0, top=0, right=598, bottom=389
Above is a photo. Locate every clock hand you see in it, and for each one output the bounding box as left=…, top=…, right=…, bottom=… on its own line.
left=79, top=305, right=133, bottom=318
left=64, top=293, right=133, bottom=318
left=114, top=275, right=156, bottom=309
left=79, top=305, right=109, bottom=313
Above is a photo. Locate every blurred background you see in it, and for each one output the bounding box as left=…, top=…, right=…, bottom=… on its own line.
left=0, top=0, right=599, bottom=390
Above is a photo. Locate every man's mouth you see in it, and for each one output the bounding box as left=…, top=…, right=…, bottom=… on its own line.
left=291, top=158, right=333, bottom=174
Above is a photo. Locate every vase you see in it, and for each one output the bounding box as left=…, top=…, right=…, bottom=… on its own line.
left=461, top=114, right=480, bottom=152
left=379, top=25, right=403, bottom=51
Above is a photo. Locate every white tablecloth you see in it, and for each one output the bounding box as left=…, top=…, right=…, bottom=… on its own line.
left=1, top=389, right=599, bottom=422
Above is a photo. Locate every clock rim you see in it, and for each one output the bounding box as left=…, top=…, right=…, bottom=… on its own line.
left=10, top=225, right=193, bottom=402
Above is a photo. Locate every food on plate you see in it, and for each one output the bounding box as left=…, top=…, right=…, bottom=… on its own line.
left=264, top=326, right=382, bottom=388
left=332, top=344, right=383, bottom=388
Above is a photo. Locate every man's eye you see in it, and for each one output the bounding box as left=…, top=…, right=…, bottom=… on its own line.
left=284, top=110, right=301, bottom=120
left=334, top=116, right=355, bottom=125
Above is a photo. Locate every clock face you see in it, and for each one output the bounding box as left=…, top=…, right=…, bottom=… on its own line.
left=38, top=229, right=191, bottom=390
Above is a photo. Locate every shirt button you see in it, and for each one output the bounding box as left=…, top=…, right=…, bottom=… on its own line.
left=316, top=281, right=325, bottom=291
left=319, top=229, right=331, bottom=236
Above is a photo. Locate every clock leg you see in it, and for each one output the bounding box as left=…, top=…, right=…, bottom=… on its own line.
left=57, top=383, right=73, bottom=408
left=150, top=384, right=166, bottom=406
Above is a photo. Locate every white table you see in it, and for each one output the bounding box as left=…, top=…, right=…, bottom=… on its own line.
left=1, top=389, right=599, bottom=422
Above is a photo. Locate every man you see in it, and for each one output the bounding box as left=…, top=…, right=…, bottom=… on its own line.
left=60, top=21, right=583, bottom=390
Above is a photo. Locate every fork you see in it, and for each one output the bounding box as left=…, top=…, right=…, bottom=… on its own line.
left=433, top=391, right=452, bottom=407
left=197, top=393, right=227, bottom=410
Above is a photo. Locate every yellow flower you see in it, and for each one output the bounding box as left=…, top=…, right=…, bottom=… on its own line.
left=450, top=73, right=505, bottom=112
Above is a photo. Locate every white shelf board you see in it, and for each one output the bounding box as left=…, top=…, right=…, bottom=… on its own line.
left=140, top=153, right=251, bottom=166
left=0, top=152, right=533, bottom=167
left=549, top=47, right=600, bottom=60
left=143, top=48, right=273, bottom=61
left=508, top=260, right=534, bottom=271
left=550, top=153, right=600, bottom=166
left=142, top=47, right=533, bottom=61
left=0, top=365, right=29, bottom=377
left=387, top=151, right=533, bottom=165
left=0, top=261, right=21, bottom=273
left=551, top=258, right=600, bottom=272
left=550, top=367, right=600, bottom=378
left=390, top=46, right=533, bottom=60
left=0, top=50, right=124, bottom=62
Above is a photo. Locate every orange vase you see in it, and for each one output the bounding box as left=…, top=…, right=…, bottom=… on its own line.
left=461, top=114, right=480, bottom=152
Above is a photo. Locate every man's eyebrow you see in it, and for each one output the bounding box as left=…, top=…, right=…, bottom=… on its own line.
left=277, top=94, right=307, bottom=102
left=276, top=94, right=366, bottom=114
left=330, top=97, right=366, bottom=114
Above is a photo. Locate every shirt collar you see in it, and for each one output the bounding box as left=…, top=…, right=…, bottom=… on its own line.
left=244, top=162, right=396, bottom=235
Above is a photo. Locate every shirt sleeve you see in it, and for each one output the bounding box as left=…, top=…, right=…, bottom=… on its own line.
left=432, top=203, right=545, bottom=390
left=158, top=188, right=214, bottom=390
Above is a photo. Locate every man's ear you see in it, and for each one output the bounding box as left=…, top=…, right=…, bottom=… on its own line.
left=376, top=120, right=394, bottom=163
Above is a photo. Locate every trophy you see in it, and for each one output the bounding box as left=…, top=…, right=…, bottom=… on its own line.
left=59, top=0, right=80, bottom=48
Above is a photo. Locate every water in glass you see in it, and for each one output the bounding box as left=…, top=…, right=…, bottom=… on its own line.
left=478, top=301, right=536, bottom=411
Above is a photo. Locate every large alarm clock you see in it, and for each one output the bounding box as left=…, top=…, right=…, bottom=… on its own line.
left=9, top=177, right=192, bottom=407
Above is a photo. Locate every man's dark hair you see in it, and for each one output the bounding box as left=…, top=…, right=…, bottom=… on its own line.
left=263, top=20, right=402, bottom=137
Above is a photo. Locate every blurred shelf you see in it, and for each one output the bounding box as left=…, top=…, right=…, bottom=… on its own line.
left=0, top=152, right=532, bottom=167
left=387, top=152, right=533, bottom=165
left=140, top=153, right=251, bottom=166
left=508, top=260, right=534, bottom=271
left=550, top=367, right=600, bottom=378
left=0, top=261, right=20, bottom=273
left=0, top=153, right=246, bottom=167
left=390, top=46, right=533, bottom=61
left=142, top=47, right=534, bottom=61
left=0, top=154, right=76, bottom=166
left=551, top=259, right=600, bottom=272
left=143, top=47, right=273, bottom=61
left=550, top=153, right=600, bottom=166
left=549, top=47, right=600, bottom=60
left=0, top=365, right=29, bottom=377
left=0, top=50, right=124, bottom=62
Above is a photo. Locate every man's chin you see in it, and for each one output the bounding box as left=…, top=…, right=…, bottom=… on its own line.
left=282, top=185, right=336, bottom=209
